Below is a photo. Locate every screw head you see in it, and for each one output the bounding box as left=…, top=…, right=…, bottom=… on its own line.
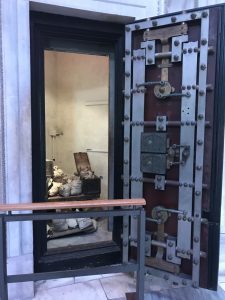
left=183, top=49, right=187, bottom=54
left=195, top=191, right=201, bottom=196
left=124, top=137, right=129, bottom=142
left=173, top=55, right=179, bottom=61
left=194, top=236, right=199, bottom=243
left=198, top=114, right=204, bottom=120
left=124, top=159, right=128, bottom=164
left=199, top=90, right=205, bottom=96
left=152, top=20, right=157, bottom=27
left=125, top=72, right=130, bottom=77
left=124, top=94, right=130, bottom=100
left=202, top=11, right=208, bottom=18
left=125, top=26, right=131, bottom=32
left=197, top=139, right=203, bottom=145
left=201, top=39, right=208, bottom=46
left=147, top=58, right=153, bottom=64
left=191, top=13, right=197, bottom=19
left=148, top=44, right=153, bottom=50
left=174, top=40, right=180, bottom=46
left=186, top=92, right=191, bottom=97
left=124, top=114, right=129, bottom=120
left=125, top=49, right=130, bottom=55
left=200, top=64, right=206, bottom=70
left=135, top=24, right=140, bottom=30
left=187, top=85, right=191, bottom=90
left=171, top=16, right=177, bottom=23
left=196, top=165, right=202, bottom=170
left=188, top=48, right=193, bottom=53
left=168, top=255, right=173, bottom=260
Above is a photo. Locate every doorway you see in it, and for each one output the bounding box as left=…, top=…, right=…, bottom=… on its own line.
left=45, top=50, right=112, bottom=248
left=30, top=11, right=124, bottom=272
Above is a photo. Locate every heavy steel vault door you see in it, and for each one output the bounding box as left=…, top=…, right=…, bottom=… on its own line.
left=122, top=5, right=225, bottom=289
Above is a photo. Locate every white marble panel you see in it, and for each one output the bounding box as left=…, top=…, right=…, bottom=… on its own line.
left=7, top=254, right=34, bottom=300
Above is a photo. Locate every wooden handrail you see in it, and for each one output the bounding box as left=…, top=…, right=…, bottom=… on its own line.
left=0, top=199, right=146, bottom=212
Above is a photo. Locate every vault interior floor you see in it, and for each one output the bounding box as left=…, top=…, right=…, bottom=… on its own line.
left=47, top=218, right=112, bottom=249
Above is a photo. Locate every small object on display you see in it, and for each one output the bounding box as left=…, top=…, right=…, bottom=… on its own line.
left=48, top=179, right=63, bottom=197
left=74, top=152, right=101, bottom=195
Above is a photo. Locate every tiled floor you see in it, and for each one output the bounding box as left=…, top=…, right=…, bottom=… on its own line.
left=32, top=272, right=225, bottom=300
left=28, top=233, right=225, bottom=300
left=33, top=273, right=133, bottom=300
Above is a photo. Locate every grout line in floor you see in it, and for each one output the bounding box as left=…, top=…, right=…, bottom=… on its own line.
left=99, top=278, right=109, bottom=300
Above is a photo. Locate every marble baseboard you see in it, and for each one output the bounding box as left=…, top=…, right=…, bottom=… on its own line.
left=7, top=254, right=34, bottom=300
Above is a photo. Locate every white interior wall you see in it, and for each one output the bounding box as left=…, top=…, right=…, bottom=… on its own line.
left=45, top=51, right=109, bottom=199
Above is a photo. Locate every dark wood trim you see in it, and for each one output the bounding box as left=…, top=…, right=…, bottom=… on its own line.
left=30, top=11, right=125, bottom=272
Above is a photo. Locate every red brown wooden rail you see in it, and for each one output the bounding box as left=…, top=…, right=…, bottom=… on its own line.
left=0, top=199, right=146, bottom=212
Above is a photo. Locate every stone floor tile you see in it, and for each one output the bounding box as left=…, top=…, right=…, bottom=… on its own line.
left=219, top=282, right=225, bottom=291
left=75, top=274, right=102, bottom=283
left=32, top=279, right=107, bottom=300
left=101, top=273, right=124, bottom=278
left=100, top=273, right=135, bottom=299
left=35, top=277, right=75, bottom=292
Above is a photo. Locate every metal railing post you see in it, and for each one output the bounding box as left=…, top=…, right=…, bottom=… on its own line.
left=0, top=215, right=8, bottom=300
left=136, top=208, right=145, bottom=300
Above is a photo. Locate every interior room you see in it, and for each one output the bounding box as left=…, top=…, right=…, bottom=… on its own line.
left=44, top=50, right=112, bottom=248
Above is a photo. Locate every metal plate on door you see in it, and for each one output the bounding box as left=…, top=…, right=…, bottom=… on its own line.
left=141, top=153, right=167, bottom=174
left=141, top=132, right=167, bottom=153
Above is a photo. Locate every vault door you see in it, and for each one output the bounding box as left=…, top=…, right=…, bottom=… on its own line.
left=122, top=6, right=225, bottom=289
